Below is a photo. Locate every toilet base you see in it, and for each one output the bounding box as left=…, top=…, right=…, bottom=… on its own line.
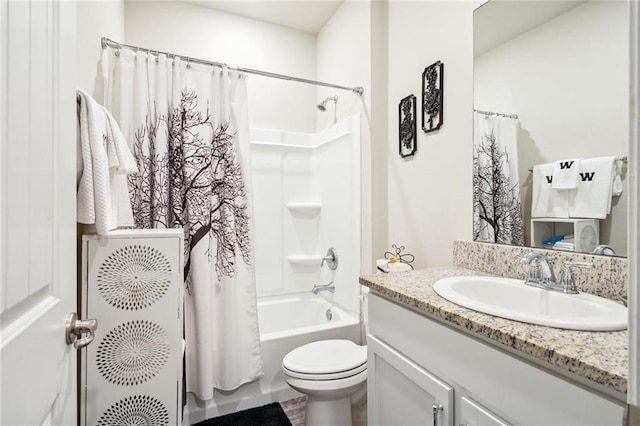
left=284, top=370, right=367, bottom=426
left=305, top=396, right=351, bottom=426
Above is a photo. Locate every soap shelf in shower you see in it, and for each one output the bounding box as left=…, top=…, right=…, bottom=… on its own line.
left=287, top=254, right=322, bottom=268
left=287, top=202, right=322, bottom=218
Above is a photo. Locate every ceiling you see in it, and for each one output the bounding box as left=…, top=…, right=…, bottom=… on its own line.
left=184, top=0, right=344, bottom=34
left=474, top=1, right=586, bottom=56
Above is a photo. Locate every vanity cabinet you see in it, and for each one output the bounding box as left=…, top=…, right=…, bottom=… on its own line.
left=368, top=335, right=453, bottom=425
left=367, top=293, right=624, bottom=426
left=459, top=397, right=510, bottom=426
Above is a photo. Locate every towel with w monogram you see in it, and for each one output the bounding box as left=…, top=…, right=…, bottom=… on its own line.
left=532, top=156, right=621, bottom=219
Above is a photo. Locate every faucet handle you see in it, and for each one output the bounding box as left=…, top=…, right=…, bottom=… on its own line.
left=558, top=261, right=595, bottom=294
left=320, top=247, right=339, bottom=270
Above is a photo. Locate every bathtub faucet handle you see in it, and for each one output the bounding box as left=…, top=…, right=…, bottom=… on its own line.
left=321, top=247, right=339, bottom=270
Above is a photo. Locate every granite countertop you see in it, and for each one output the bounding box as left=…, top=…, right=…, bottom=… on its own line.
left=359, top=267, right=628, bottom=396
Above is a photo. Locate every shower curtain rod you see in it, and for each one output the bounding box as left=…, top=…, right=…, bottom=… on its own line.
left=101, top=37, right=364, bottom=96
left=474, top=108, right=519, bottom=120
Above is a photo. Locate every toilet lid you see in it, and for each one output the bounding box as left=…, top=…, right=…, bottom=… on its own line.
left=283, top=339, right=367, bottom=375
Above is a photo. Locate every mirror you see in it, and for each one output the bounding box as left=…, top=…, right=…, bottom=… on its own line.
left=473, top=0, right=629, bottom=257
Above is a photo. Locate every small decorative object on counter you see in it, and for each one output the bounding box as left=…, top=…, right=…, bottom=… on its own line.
left=376, top=244, right=415, bottom=273
left=399, top=94, right=417, bottom=157
left=422, top=61, right=444, bottom=133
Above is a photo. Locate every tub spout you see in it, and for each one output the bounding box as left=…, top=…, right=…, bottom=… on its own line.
left=311, top=281, right=335, bottom=295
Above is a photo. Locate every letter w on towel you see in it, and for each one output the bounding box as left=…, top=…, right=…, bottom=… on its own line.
left=532, top=163, right=570, bottom=218
left=569, top=156, right=616, bottom=219
left=551, top=158, right=580, bottom=189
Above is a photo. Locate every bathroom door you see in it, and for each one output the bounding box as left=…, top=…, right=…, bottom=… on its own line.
left=0, top=1, right=79, bottom=425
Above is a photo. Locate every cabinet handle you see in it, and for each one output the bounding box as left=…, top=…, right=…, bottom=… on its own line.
left=433, top=404, right=443, bottom=426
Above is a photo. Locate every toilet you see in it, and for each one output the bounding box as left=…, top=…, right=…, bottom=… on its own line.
left=282, top=339, right=367, bottom=426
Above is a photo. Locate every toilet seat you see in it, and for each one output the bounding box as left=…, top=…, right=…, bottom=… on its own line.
left=283, top=361, right=367, bottom=380
left=282, top=339, right=367, bottom=381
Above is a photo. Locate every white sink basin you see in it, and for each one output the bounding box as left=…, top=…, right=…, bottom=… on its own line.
left=433, top=276, right=627, bottom=331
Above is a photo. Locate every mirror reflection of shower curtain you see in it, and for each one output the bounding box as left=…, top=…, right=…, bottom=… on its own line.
left=473, top=112, right=524, bottom=246
left=102, top=49, right=263, bottom=400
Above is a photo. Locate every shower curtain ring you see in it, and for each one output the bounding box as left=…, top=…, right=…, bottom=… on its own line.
left=186, top=57, right=191, bottom=69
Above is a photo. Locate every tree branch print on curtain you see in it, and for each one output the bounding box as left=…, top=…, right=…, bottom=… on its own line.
left=128, top=90, right=251, bottom=292
left=473, top=126, right=524, bottom=246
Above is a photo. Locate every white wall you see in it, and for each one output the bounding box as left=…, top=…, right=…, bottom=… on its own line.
left=386, top=1, right=481, bottom=268
left=124, top=1, right=317, bottom=133
left=474, top=1, right=629, bottom=255
left=316, top=0, right=379, bottom=274
left=76, top=1, right=125, bottom=102
left=76, top=1, right=125, bottom=226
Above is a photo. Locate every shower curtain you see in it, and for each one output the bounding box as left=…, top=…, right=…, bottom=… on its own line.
left=473, top=112, right=524, bottom=246
left=102, top=49, right=263, bottom=400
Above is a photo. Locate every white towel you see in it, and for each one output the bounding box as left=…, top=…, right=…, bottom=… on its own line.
left=553, top=241, right=575, bottom=252
left=569, top=156, right=615, bottom=219
left=76, top=88, right=137, bottom=234
left=531, top=163, right=570, bottom=218
left=612, top=160, right=623, bottom=197
left=551, top=158, right=580, bottom=189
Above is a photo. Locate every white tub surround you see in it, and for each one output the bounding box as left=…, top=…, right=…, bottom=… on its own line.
left=250, top=116, right=361, bottom=314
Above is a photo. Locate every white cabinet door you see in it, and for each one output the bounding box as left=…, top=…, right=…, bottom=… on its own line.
left=459, top=397, right=511, bottom=426
left=0, top=1, right=78, bottom=425
left=368, top=334, right=454, bottom=426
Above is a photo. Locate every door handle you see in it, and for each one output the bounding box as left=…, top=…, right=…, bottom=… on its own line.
left=65, top=312, right=98, bottom=350
left=433, top=404, right=443, bottom=426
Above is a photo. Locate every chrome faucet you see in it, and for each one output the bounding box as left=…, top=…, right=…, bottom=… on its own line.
left=311, top=281, right=335, bottom=295
left=557, top=261, right=595, bottom=294
left=517, top=252, right=594, bottom=294
left=517, top=252, right=556, bottom=288
left=593, top=244, right=616, bottom=255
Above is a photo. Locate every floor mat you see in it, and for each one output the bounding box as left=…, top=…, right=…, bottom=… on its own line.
left=191, top=402, right=293, bottom=426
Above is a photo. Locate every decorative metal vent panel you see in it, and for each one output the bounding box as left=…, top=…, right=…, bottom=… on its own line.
left=97, top=244, right=172, bottom=311
left=96, top=320, right=171, bottom=386
left=96, top=395, right=169, bottom=426
left=82, top=231, right=183, bottom=426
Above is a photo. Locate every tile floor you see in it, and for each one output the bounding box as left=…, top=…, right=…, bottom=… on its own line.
left=279, top=396, right=306, bottom=426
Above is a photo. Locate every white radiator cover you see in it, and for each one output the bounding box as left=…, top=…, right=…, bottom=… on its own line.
left=81, top=229, right=184, bottom=426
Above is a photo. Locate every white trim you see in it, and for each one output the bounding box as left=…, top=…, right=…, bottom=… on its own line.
left=250, top=130, right=352, bottom=149
left=628, top=0, right=639, bottom=408
left=0, top=0, right=6, bottom=313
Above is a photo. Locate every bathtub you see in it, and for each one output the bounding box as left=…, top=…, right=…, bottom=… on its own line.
left=259, top=293, right=358, bottom=340
left=185, top=293, right=360, bottom=423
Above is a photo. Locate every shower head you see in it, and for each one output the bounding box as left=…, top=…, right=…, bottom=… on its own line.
left=317, top=95, right=338, bottom=111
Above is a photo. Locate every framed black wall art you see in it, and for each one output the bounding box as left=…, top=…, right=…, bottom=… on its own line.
left=422, top=61, right=444, bottom=133
left=399, top=94, right=417, bottom=157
